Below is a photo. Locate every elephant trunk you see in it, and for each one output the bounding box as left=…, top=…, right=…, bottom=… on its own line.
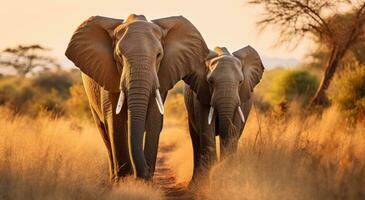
left=218, top=105, right=239, bottom=158
left=127, top=60, right=155, bottom=179
left=217, top=102, right=236, bottom=132
left=216, top=95, right=240, bottom=158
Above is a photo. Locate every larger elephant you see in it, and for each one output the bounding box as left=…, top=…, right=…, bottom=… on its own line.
left=184, top=46, right=264, bottom=183
left=65, top=14, right=210, bottom=181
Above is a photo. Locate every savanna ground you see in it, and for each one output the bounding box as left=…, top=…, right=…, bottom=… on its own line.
left=0, top=73, right=364, bottom=199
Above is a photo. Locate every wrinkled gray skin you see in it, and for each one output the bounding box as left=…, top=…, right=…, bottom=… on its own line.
left=65, top=14, right=210, bottom=181
left=184, top=46, right=264, bottom=184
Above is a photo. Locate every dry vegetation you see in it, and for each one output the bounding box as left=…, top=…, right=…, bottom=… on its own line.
left=0, top=83, right=364, bottom=200
left=149, top=89, right=365, bottom=199
left=1, top=1, right=364, bottom=198
left=164, top=94, right=365, bottom=199
left=201, top=106, right=365, bottom=200
left=0, top=107, right=163, bottom=200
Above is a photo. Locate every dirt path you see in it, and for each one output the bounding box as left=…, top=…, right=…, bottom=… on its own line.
left=153, top=143, right=193, bottom=200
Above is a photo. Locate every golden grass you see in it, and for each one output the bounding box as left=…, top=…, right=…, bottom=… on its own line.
left=163, top=94, right=365, bottom=199
left=0, top=107, right=163, bottom=200
left=1, top=92, right=365, bottom=200
left=199, top=107, right=364, bottom=199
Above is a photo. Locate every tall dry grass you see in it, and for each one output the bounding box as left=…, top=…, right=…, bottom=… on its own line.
left=202, top=107, right=365, bottom=200
left=0, top=107, right=163, bottom=200
left=162, top=94, right=365, bottom=199
left=1, top=91, right=365, bottom=200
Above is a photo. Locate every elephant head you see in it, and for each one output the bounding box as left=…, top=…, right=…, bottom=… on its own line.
left=65, top=14, right=209, bottom=179
left=205, top=46, right=264, bottom=156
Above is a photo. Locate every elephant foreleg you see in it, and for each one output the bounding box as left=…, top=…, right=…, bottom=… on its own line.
left=103, top=92, right=133, bottom=181
left=200, top=130, right=217, bottom=173
left=191, top=103, right=217, bottom=184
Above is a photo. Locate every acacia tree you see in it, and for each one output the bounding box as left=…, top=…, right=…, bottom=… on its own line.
left=0, top=44, right=60, bottom=76
left=249, top=0, right=365, bottom=106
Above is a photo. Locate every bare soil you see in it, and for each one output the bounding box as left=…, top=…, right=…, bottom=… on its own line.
left=154, top=144, right=194, bottom=200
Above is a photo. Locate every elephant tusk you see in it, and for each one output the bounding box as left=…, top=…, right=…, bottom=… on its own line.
left=155, top=89, right=164, bottom=115
left=238, top=106, right=245, bottom=123
left=116, top=90, right=125, bottom=114
left=208, top=106, right=214, bottom=125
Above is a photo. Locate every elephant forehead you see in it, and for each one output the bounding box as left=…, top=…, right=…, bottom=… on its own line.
left=212, top=60, right=241, bottom=73
left=210, top=55, right=240, bottom=67
left=210, top=62, right=243, bottom=81
left=115, top=21, right=162, bottom=41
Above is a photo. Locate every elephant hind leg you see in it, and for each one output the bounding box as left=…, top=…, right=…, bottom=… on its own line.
left=90, top=107, right=115, bottom=182
left=188, top=120, right=201, bottom=185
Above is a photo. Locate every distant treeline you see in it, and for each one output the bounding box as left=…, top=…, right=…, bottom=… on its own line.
left=0, top=69, right=90, bottom=118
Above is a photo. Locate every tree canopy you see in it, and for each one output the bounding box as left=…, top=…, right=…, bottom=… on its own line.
left=250, top=0, right=365, bottom=105
left=0, top=44, right=60, bottom=76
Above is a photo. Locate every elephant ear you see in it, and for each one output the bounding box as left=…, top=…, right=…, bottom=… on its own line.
left=233, top=45, right=264, bottom=92
left=65, top=16, right=123, bottom=92
left=152, top=16, right=209, bottom=95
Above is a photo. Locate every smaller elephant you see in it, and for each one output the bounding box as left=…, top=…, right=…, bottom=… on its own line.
left=184, top=46, right=264, bottom=183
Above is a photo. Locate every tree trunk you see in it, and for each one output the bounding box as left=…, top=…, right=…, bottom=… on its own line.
left=310, top=46, right=345, bottom=106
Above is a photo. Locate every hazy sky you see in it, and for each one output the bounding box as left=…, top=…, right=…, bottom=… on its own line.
left=0, top=0, right=312, bottom=67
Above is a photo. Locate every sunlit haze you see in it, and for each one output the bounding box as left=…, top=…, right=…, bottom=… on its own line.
left=0, top=0, right=312, bottom=68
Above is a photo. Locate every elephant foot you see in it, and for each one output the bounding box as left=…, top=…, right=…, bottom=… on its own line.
left=116, top=167, right=133, bottom=177
left=138, top=169, right=153, bottom=180
left=134, top=163, right=153, bottom=180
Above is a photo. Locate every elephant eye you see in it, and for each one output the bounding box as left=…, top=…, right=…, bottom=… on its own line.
left=157, top=52, right=162, bottom=59
left=239, top=76, right=244, bottom=85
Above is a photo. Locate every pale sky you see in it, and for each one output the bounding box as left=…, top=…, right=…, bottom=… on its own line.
left=0, top=0, right=313, bottom=68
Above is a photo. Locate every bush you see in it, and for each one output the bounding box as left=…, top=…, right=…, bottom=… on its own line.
left=32, top=71, right=73, bottom=99
left=330, top=65, right=365, bottom=121
left=0, top=71, right=79, bottom=116
left=28, top=89, right=66, bottom=115
left=65, top=84, right=92, bottom=119
left=268, top=69, right=319, bottom=106
left=0, top=77, right=33, bottom=111
left=0, top=79, right=18, bottom=105
left=11, top=86, right=34, bottom=112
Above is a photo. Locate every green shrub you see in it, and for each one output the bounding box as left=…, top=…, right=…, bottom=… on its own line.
left=28, top=89, right=66, bottom=115
left=0, top=71, right=79, bottom=116
left=330, top=65, right=365, bottom=121
left=10, top=86, right=34, bottom=112
left=32, top=71, right=73, bottom=99
left=268, top=69, right=319, bottom=106
left=0, top=82, right=17, bottom=105
left=0, top=77, right=31, bottom=109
